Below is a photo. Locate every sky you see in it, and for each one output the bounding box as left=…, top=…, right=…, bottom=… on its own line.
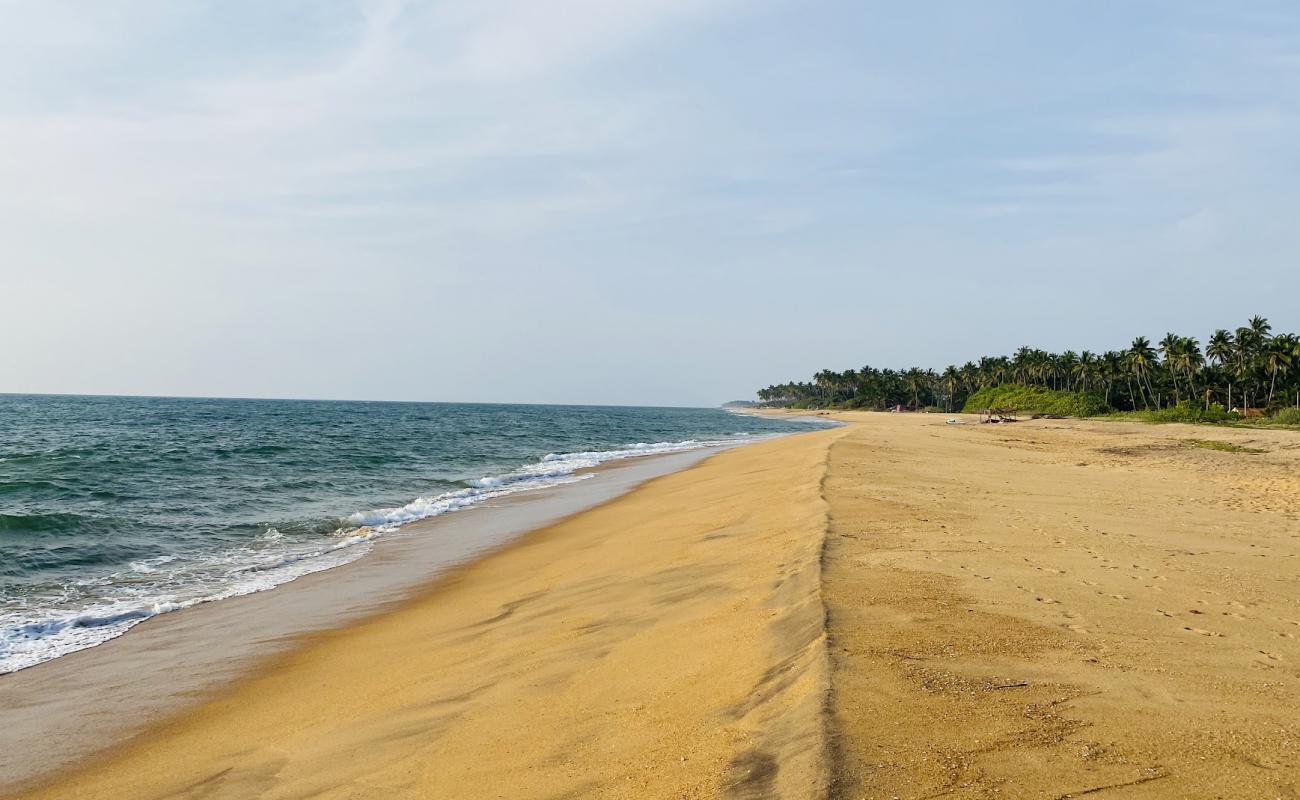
left=2, top=1, right=1299, bottom=407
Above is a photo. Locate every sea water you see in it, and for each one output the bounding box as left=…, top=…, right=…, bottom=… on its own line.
left=0, top=395, right=818, bottom=673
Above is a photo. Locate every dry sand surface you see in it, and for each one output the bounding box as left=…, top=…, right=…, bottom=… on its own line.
left=818, top=412, right=1300, bottom=799
left=13, top=413, right=1300, bottom=799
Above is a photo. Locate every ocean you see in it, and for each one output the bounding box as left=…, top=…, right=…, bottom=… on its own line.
left=0, top=395, right=818, bottom=674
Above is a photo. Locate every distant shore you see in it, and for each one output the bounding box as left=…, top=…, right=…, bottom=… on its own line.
left=10, top=414, right=1300, bottom=798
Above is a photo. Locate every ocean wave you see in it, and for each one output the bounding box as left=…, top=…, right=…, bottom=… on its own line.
left=0, top=530, right=375, bottom=674
left=0, top=436, right=745, bottom=674
left=349, top=439, right=732, bottom=528
left=0, top=446, right=95, bottom=464
left=0, top=511, right=106, bottom=533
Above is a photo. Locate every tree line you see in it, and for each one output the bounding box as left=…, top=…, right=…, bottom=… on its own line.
left=757, top=316, right=1300, bottom=414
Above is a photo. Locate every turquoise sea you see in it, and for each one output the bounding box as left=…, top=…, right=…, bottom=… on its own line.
left=0, top=395, right=818, bottom=673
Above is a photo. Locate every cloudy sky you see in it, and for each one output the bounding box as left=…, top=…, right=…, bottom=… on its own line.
left=3, top=1, right=1298, bottom=406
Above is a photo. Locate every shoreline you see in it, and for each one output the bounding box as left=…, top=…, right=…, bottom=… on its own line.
left=0, top=442, right=757, bottom=794
left=12, top=427, right=846, bottom=799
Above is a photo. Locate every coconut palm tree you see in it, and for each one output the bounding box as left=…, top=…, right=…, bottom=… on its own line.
left=1058, top=351, right=1079, bottom=391
left=1291, top=336, right=1300, bottom=408
left=1206, top=329, right=1235, bottom=409
left=754, top=316, right=1295, bottom=417
left=902, top=368, right=927, bottom=409
left=1073, top=351, right=1097, bottom=392
left=1100, top=351, right=1126, bottom=408
left=1265, top=334, right=1296, bottom=405
left=941, top=366, right=961, bottom=412
left=1128, top=337, right=1158, bottom=409
left=1179, top=337, right=1204, bottom=408
left=1159, top=333, right=1182, bottom=402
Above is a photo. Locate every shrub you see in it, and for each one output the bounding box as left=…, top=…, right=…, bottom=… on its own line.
left=1137, top=401, right=1231, bottom=424
left=961, top=385, right=1110, bottom=417
left=1269, top=407, right=1300, bottom=426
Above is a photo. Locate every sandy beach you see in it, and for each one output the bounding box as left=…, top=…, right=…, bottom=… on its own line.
left=10, top=414, right=1300, bottom=798
left=0, top=445, right=739, bottom=792
left=818, top=412, right=1300, bottom=798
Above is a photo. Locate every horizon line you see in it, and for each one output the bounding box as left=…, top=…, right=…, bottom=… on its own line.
left=0, top=390, right=726, bottom=410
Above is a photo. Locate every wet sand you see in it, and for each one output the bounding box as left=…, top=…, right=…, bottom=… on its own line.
left=11, top=413, right=1300, bottom=798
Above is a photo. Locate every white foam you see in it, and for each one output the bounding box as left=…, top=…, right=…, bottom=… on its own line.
left=348, top=439, right=732, bottom=528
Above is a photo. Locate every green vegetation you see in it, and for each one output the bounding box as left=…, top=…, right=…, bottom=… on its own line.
left=755, top=316, right=1300, bottom=423
left=1270, top=407, right=1300, bottom=426
left=1110, top=401, right=1232, bottom=425
left=1183, top=439, right=1266, bottom=454
left=961, top=385, right=1109, bottom=417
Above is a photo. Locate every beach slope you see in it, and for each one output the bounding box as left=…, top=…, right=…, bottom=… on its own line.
left=18, top=428, right=846, bottom=800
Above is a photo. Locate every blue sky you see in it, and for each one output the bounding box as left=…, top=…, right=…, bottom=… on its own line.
left=2, top=1, right=1298, bottom=405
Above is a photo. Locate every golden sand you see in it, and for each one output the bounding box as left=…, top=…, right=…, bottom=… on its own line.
left=16, top=413, right=1300, bottom=798
left=17, top=429, right=845, bottom=800
left=816, top=412, right=1300, bottom=798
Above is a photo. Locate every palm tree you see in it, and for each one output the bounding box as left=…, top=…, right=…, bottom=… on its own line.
left=813, top=370, right=837, bottom=405
left=1206, top=329, right=1235, bottom=409
left=1101, top=351, right=1126, bottom=408
left=1058, top=351, right=1079, bottom=391
left=1289, top=335, right=1300, bottom=411
left=902, top=368, right=926, bottom=409
left=1073, top=351, right=1097, bottom=392
left=1249, top=315, right=1272, bottom=340
left=1291, top=336, right=1300, bottom=408
left=1179, top=337, right=1204, bottom=408
left=960, top=362, right=978, bottom=397
left=1159, top=333, right=1181, bottom=403
left=941, top=366, right=961, bottom=412
left=755, top=315, right=1296, bottom=418
left=1265, top=334, right=1296, bottom=405
left=1128, top=337, right=1158, bottom=410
